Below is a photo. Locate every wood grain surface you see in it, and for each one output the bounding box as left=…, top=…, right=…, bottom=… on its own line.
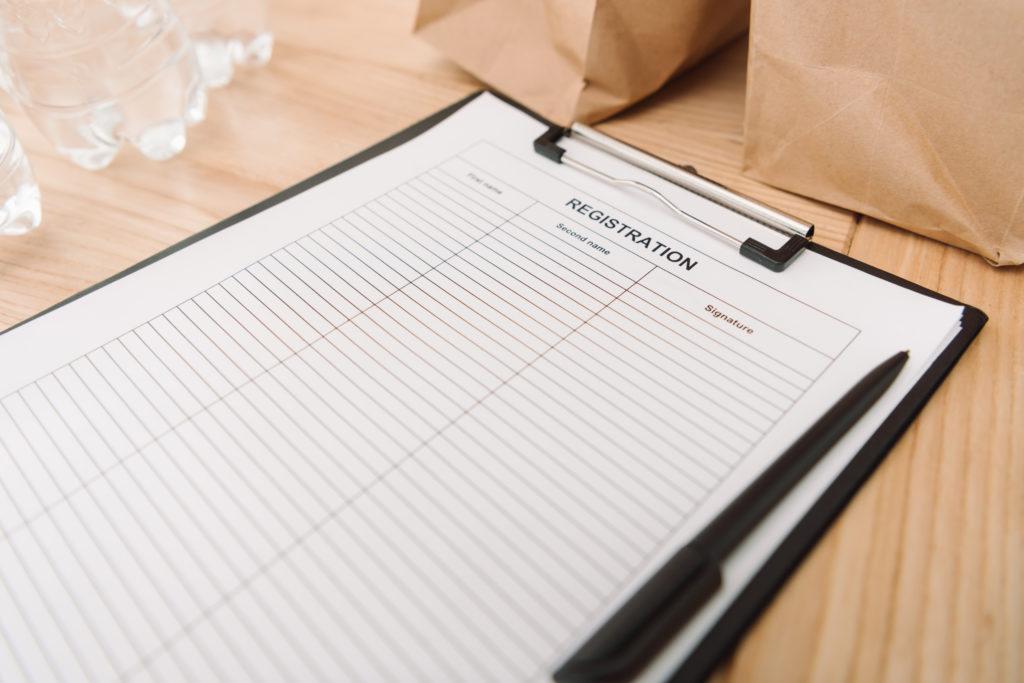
left=0, top=1, right=1019, bottom=681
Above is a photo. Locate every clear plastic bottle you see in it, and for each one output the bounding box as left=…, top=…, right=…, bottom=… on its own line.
left=173, top=0, right=273, bottom=89
left=0, top=0, right=207, bottom=170
left=0, top=110, right=40, bottom=236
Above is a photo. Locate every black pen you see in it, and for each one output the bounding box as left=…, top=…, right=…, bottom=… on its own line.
left=554, top=350, right=911, bottom=683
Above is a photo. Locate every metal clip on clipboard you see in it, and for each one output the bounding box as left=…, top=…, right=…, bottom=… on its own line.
left=534, top=123, right=815, bottom=272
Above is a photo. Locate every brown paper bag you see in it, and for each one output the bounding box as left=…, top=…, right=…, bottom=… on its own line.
left=743, top=0, right=1024, bottom=265
left=414, top=0, right=749, bottom=125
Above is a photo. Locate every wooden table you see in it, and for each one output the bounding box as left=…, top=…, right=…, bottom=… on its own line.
left=1, top=1, right=1019, bottom=680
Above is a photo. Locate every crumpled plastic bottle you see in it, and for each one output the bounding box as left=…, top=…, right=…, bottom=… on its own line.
left=0, top=109, right=41, bottom=235
left=173, top=0, right=273, bottom=89
left=0, top=0, right=207, bottom=170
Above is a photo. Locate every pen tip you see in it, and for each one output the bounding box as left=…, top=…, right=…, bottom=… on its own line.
left=879, top=350, right=910, bottom=373
left=889, top=350, right=910, bottom=370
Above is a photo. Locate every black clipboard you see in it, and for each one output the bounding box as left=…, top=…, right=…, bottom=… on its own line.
left=2, top=91, right=988, bottom=683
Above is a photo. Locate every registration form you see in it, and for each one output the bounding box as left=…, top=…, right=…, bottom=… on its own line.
left=0, top=93, right=965, bottom=682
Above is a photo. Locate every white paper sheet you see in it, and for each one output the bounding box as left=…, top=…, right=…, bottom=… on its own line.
left=0, top=94, right=963, bottom=682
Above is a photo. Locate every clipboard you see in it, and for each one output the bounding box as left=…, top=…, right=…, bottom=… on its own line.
left=1, top=90, right=988, bottom=682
